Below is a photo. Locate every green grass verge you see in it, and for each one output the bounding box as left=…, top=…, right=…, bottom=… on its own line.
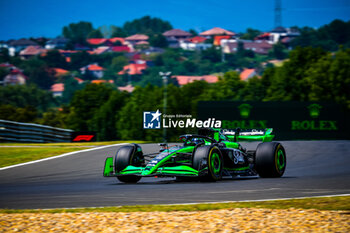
left=0, top=141, right=147, bottom=168
left=0, top=196, right=349, bottom=214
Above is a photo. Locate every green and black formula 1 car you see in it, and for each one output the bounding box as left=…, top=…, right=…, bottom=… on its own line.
left=103, top=128, right=286, bottom=183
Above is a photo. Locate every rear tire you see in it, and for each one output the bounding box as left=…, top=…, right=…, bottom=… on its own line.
left=115, top=144, right=143, bottom=183
left=193, top=145, right=223, bottom=181
left=255, top=142, right=286, bottom=178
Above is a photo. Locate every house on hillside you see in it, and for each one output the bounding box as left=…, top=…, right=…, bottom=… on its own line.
left=19, top=46, right=47, bottom=59
left=51, top=83, right=64, bottom=97
left=74, top=77, right=84, bottom=84
left=90, top=46, right=112, bottom=55
left=45, top=37, right=69, bottom=49
left=162, top=29, right=192, bottom=48
left=80, top=63, right=104, bottom=78
left=111, top=45, right=131, bottom=53
left=125, top=34, right=149, bottom=45
left=91, top=80, right=114, bottom=84
left=50, top=68, right=69, bottom=78
left=3, top=68, right=27, bottom=85
left=179, top=36, right=212, bottom=51
left=87, top=37, right=125, bottom=47
left=118, top=63, right=147, bottom=76
left=87, top=38, right=109, bottom=46
left=222, top=40, right=273, bottom=55
left=200, top=27, right=235, bottom=38
left=58, top=49, right=78, bottom=63
left=240, top=68, right=258, bottom=81
left=163, top=29, right=192, bottom=40
left=109, top=37, right=125, bottom=45
left=214, top=35, right=232, bottom=46
left=0, top=63, right=17, bottom=70
left=141, top=47, right=165, bottom=55
left=8, top=39, right=38, bottom=56
left=118, top=84, right=135, bottom=93
left=255, top=27, right=300, bottom=44
left=172, top=75, right=218, bottom=86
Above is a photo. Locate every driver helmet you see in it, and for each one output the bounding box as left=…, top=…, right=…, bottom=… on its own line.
left=191, top=138, right=205, bottom=145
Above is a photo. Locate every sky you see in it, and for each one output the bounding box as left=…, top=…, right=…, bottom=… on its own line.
left=0, top=0, right=349, bottom=40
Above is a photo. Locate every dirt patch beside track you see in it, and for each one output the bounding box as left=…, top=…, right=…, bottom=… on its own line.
left=1, top=208, right=349, bottom=232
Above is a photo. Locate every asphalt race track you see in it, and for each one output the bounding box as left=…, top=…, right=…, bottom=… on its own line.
left=0, top=141, right=350, bottom=209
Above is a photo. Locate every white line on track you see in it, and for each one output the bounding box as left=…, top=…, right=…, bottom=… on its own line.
left=0, top=143, right=128, bottom=171
left=38, top=193, right=350, bottom=210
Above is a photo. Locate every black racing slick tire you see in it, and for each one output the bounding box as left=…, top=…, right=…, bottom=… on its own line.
left=255, top=142, right=286, bottom=178
left=115, top=144, right=143, bottom=183
left=117, top=175, right=141, bottom=183
left=193, top=145, right=223, bottom=181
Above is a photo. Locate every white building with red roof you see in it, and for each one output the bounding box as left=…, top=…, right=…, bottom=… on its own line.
left=51, top=83, right=64, bottom=97
left=3, top=69, right=27, bottom=85
left=179, top=36, right=212, bottom=51
left=80, top=63, right=105, bottom=78
left=222, top=40, right=273, bottom=55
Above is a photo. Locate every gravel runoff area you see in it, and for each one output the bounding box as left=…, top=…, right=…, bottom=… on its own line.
left=1, top=208, right=349, bottom=232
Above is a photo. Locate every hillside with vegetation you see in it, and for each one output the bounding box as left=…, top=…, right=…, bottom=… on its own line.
left=0, top=16, right=349, bottom=141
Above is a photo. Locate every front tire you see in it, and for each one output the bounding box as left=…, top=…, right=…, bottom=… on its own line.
left=193, top=145, right=223, bottom=181
left=255, top=142, right=286, bottom=178
left=115, top=144, right=143, bottom=183
left=117, top=175, right=141, bottom=183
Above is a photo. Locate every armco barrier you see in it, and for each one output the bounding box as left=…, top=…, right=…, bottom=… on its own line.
left=0, top=119, right=73, bottom=143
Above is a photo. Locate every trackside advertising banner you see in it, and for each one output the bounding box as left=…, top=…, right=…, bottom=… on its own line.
left=197, top=101, right=350, bottom=140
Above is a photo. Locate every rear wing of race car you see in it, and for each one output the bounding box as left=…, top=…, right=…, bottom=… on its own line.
left=220, top=128, right=275, bottom=142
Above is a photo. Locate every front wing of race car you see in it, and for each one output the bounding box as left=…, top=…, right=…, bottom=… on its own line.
left=103, top=159, right=201, bottom=177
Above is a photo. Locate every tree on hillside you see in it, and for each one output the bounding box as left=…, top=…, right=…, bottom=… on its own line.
left=110, top=56, right=128, bottom=73
left=69, top=51, right=92, bottom=70
left=62, top=77, right=84, bottom=103
left=40, top=50, right=68, bottom=69
left=189, top=29, right=198, bottom=36
left=110, top=26, right=128, bottom=37
left=116, top=85, right=163, bottom=140
left=87, top=29, right=104, bottom=38
left=0, top=105, right=38, bottom=123
left=0, top=48, right=10, bottom=63
left=91, top=90, right=129, bottom=141
left=240, top=28, right=261, bottom=40
left=269, top=42, right=288, bottom=60
left=62, top=21, right=94, bottom=45
left=291, top=19, right=350, bottom=50
left=123, top=16, right=172, bottom=35
left=0, top=67, right=9, bottom=81
left=67, top=84, right=113, bottom=131
left=201, top=46, right=221, bottom=63
left=21, top=58, right=55, bottom=90
left=149, top=34, right=168, bottom=48
left=0, top=84, right=55, bottom=111
left=264, top=46, right=327, bottom=101
left=306, top=48, right=350, bottom=108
